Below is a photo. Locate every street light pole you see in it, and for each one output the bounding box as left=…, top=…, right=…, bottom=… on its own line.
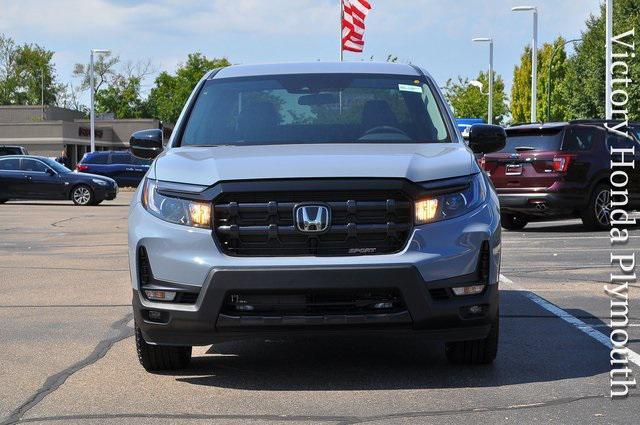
left=90, top=50, right=95, bottom=153
left=472, top=38, right=494, bottom=124
left=41, top=67, right=45, bottom=121
left=546, top=39, right=581, bottom=122
left=605, top=0, right=613, bottom=119
left=512, top=6, right=538, bottom=123
left=89, top=49, right=110, bottom=153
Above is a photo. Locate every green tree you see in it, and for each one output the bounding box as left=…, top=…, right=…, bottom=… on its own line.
left=538, top=37, right=571, bottom=122
left=13, top=43, right=60, bottom=106
left=0, top=34, right=19, bottom=104
left=511, top=46, right=533, bottom=123
left=73, top=55, right=154, bottom=119
left=95, top=76, right=149, bottom=119
left=146, top=53, right=231, bottom=123
left=511, top=38, right=571, bottom=123
left=73, top=53, right=120, bottom=96
left=444, top=71, right=509, bottom=124
left=562, top=0, right=640, bottom=120
left=56, top=83, right=87, bottom=114
left=0, top=34, right=60, bottom=109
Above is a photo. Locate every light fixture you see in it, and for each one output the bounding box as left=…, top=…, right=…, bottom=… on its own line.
left=144, top=290, right=177, bottom=302
left=452, top=285, right=485, bottom=296
left=512, top=6, right=538, bottom=123
left=472, top=37, right=494, bottom=124
left=469, top=80, right=484, bottom=91
left=415, top=199, right=439, bottom=224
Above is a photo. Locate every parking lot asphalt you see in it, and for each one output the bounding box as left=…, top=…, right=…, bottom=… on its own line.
left=1, top=191, right=639, bottom=424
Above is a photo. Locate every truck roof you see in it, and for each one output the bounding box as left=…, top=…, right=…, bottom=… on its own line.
left=211, top=61, right=425, bottom=79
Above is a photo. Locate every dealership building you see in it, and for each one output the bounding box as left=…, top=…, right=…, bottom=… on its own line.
left=0, top=105, right=166, bottom=166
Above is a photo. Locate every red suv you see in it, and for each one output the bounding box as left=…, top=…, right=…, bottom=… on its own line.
left=481, top=121, right=640, bottom=230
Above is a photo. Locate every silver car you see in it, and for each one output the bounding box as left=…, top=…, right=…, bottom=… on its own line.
left=128, top=62, right=506, bottom=371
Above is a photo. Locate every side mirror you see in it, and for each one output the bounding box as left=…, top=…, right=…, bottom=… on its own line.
left=45, top=168, right=56, bottom=176
left=130, top=129, right=163, bottom=160
left=468, top=124, right=506, bottom=154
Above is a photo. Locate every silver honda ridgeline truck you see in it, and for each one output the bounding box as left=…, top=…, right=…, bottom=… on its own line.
left=128, top=62, right=506, bottom=372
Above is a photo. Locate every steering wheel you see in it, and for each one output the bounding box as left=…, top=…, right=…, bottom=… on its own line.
left=361, top=126, right=409, bottom=139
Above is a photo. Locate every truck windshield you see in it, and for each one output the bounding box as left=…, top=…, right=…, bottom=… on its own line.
left=180, top=74, right=451, bottom=146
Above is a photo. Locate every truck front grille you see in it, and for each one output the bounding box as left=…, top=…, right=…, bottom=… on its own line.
left=213, top=189, right=413, bottom=256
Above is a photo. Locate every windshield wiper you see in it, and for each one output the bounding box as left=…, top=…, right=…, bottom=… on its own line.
left=515, top=146, right=537, bottom=152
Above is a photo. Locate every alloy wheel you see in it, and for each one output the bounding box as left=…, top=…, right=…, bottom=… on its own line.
left=594, top=189, right=611, bottom=226
left=73, top=187, right=91, bottom=205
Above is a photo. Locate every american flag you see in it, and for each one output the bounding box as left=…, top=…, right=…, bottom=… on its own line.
left=341, top=0, right=372, bottom=53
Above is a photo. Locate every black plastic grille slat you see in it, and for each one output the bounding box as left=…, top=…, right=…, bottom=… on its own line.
left=213, top=189, right=413, bottom=256
left=479, top=241, right=490, bottom=283
left=138, top=247, right=151, bottom=285
left=222, top=288, right=405, bottom=316
left=177, top=292, right=199, bottom=304
left=217, top=223, right=410, bottom=236
left=429, top=288, right=450, bottom=300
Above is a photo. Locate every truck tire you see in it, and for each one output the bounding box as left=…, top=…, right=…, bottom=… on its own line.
left=500, top=213, right=528, bottom=231
left=581, top=184, right=610, bottom=230
left=445, top=315, right=499, bottom=365
left=135, top=325, right=192, bottom=371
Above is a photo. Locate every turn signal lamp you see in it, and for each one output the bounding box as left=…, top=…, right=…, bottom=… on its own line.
left=451, top=285, right=485, bottom=296
left=144, top=290, right=176, bottom=302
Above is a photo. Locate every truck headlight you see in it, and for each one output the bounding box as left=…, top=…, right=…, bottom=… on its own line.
left=142, top=179, right=211, bottom=228
left=415, top=173, right=487, bottom=225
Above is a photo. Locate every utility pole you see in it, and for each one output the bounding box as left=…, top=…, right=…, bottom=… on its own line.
left=41, top=68, right=45, bottom=121
left=512, top=6, right=539, bottom=122
left=472, top=38, right=494, bottom=124
left=90, top=49, right=110, bottom=153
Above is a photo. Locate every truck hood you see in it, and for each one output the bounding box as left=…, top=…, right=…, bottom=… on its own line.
left=152, top=143, right=474, bottom=186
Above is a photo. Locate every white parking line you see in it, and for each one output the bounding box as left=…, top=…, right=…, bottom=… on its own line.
left=504, top=236, right=640, bottom=242
left=500, top=274, right=640, bottom=368
left=504, top=248, right=637, bottom=253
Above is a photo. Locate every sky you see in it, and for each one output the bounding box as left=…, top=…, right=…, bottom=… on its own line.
left=0, top=0, right=603, bottom=103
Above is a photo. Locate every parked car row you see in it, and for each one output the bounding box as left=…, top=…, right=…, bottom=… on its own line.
left=478, top=120, right=640, bottom=230
left=0, top=155, right=118, bottom=206
left=0, top=145, right=28, bottom=156
left=3, top=120, right=636, bottom=223
left=0, top=149, right=154, bottom=206
left=76, top=151, right=151, bottom=187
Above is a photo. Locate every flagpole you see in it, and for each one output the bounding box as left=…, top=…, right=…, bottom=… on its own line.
left=339, top=0, right=344, bottom=61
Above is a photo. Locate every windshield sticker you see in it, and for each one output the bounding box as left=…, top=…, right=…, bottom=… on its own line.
left=398, top=84, right=423, bottom=93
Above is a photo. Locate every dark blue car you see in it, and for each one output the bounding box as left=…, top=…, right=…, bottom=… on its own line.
left=76, top=151, right=151, bottom=187
left=0, top=155, right=117, bottom=206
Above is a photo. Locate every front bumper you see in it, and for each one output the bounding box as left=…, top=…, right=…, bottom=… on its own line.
left=129, top=187, right=501, bottom=346
left=134, top=265, right=499, bottom=346
left=95, top=184, right=118, bottom=201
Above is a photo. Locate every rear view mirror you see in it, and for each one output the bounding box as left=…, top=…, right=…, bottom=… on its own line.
left=298, top=93, right=339, bottom=106
left=45, top=168, right=56, bottom=176
left=130, top=129, right=163, bottom=160
left=468, top=124, right=506, bottom=154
